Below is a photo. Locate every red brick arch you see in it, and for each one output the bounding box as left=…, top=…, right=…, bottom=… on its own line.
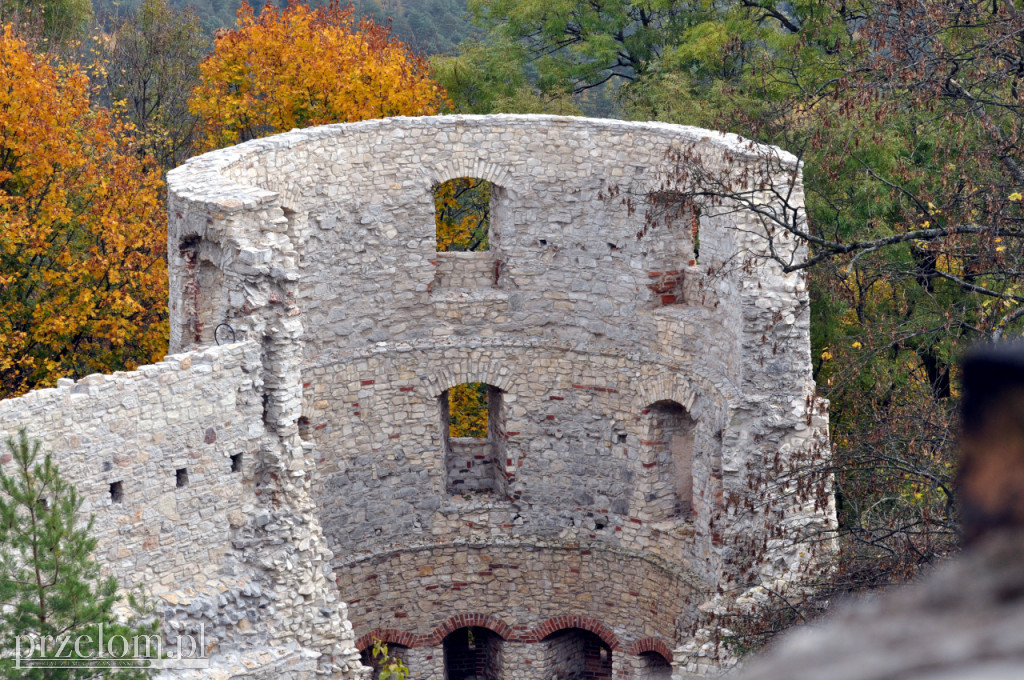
left=356, top=628, right=418, bottom=652
left=426, top=613, right=515, bottom=646
left=525, top=616, right=621, bottom=650
left=627, top=637, right=673, bottom=663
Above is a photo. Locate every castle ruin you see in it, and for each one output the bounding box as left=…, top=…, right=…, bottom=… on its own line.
left=0, top=115, right=834, bottom=679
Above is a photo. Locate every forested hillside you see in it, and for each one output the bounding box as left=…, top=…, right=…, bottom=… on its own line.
left=92, top=0, right=474, bottom=53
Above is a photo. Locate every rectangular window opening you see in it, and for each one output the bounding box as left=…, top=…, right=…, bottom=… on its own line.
left=110, top=481, right=123, bottom=503
left=176, top=468, right=189, bottom=488
left=230, top=453, right=243, bottom=473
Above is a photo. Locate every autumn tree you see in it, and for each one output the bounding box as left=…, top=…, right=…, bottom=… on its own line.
left=434, top=178, right=491, bottom=252
left=447, top=383, right=488, bottom=438
left=190, top=0, right=449, bottom=151
left=0, top=26, right=167, bottom=399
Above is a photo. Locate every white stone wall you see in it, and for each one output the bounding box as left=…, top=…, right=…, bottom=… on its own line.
left=0, top=343, right=261, bottom=598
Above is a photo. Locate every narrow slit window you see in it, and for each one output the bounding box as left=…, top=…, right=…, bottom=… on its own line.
left=110, top=481, right=123, bottom=503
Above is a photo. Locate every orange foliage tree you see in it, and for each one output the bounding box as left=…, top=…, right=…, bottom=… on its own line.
left=190, top=0, right=449, bottom=150
left=0, top=26, right=168, bottom=399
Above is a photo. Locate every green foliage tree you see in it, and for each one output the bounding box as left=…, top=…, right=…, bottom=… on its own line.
left=368, top=639, right=409, bottom=680
left=463, top=0, right=692, bottom=96
left=623, top=0, right=1024, bottom=601
left=102, top=0, right=209, bottom=170
left=452, top=0, right=1024, bottom=643
left=349, top=0, right=476, bottom=55
left=0, top=0, right=95, bottom=42
left=430, top=37, right=582, bottom=114
left=0, top=430, right=156, bottom=678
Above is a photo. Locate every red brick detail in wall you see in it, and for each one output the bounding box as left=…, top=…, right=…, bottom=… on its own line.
left=571, top=385, right=620, bottom=393
left=626, top=637, right=673, bottom=663
left=356, top=628, right=419, bottom=652
left=646, top=270, right=684, bottom=306
left=358, top=615, right=659, bottom=654
left=425, top=613, right=514, bottom=646
left=522, top=616, right=621, bottom=650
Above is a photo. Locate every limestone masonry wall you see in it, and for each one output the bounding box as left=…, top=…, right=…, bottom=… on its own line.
left=0, top=115, right=834, bottom=680
left=0, top=343, right=261, bottom=597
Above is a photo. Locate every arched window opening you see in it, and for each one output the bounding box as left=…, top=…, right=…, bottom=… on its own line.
left=443, top=627, right=503, bottom=680
left=644, top=401, right=696, bottom=518
left=434, top=178, right=492, bottom=252
left=176, top=234, right=225, bottom=346
left=360, top=643, right=410, bottom=680
left=636, top=651, right=672, bottom=680
left=643, top=191, right=700, bottom=306
left=537, top=629, right=612, bottom=680
left=441, top=383, right=507, bottom=497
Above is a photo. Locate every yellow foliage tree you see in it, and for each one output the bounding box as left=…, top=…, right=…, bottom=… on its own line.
left=0, top=26, right=168, bottom=399
left=448, top=383, right=488, bottom=438
left=190, top=0, right=449, bottom=151
left=434, top=178, right=491, bottom=252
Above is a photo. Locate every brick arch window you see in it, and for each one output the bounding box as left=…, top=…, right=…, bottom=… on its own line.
left=537, top=628, right=612, bottom=680
left=441, top=383, right=506, bottom=497
left=642, top=400, right=696, bottom=518
left=443, top=627, right=504, bottom=680
left=636, top=651, right=672, bottom=680
left=360, top=643, right=410, bottom=680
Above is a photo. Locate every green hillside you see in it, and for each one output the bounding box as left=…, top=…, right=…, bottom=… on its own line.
left=94, top=0, right=474, bottom=54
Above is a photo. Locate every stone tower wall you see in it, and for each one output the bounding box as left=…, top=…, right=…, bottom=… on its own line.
left=165, top=115, right=834, bottom=678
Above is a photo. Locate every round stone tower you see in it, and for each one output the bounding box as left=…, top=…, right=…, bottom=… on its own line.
left=166, top=115, right=834, bottom=679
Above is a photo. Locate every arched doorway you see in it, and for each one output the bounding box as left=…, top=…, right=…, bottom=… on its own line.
left=443, top=627, right=504, bottom=680
left=636, top=651, right=671, bottom=680
left=360, top=643, right=410, bottom=680
left=538, top=628, right=612, bottom=680
left=642, top=400, right=696, bottom=518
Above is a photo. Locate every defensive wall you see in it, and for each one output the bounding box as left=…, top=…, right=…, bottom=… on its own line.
left=0, top=115, right=834, bottom=680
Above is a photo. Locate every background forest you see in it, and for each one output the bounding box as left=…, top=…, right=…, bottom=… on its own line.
left=90, top=0, right=476, bottom=52
left=1, top=0, right=1022, bottom=652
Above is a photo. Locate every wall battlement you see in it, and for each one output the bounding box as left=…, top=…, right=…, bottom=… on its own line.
left=0, top=115, right=834, bottom=680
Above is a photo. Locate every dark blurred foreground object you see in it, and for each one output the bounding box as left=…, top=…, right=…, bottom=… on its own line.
left=728, top=343, right=1024, bottom=680
left=958, top=344, right=1024, bottom=545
